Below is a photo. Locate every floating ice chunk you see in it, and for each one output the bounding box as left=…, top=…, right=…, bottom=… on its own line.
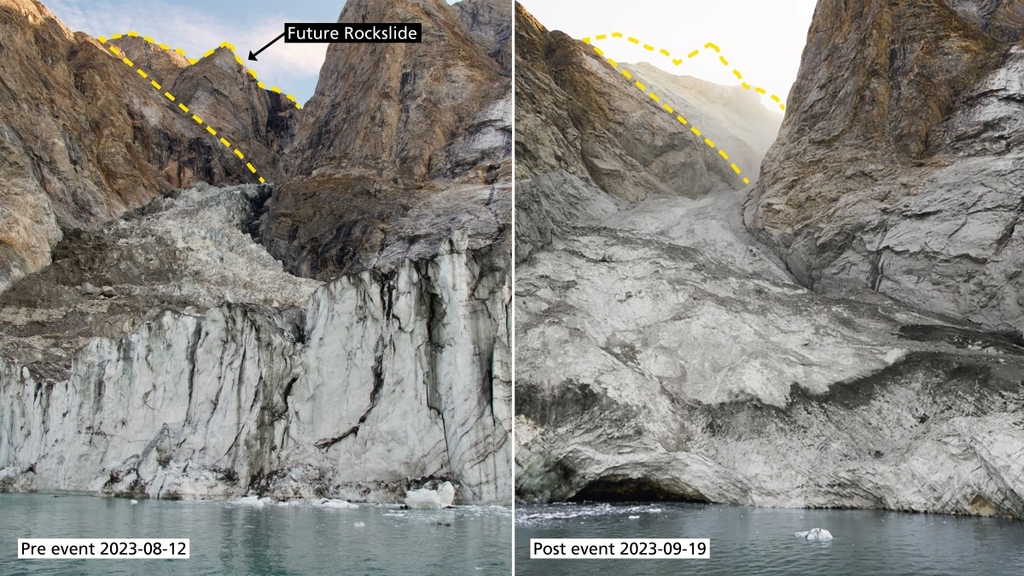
left=318, top=499, right=359, bottom=509
left=130, top=500, right=138, bottom=505
left=628, top=515, right=640, bottom=519
left=437, top=482, right=456, bottom=508
left=405, top=482, right=456, bottom=510
left=795, top=528, right=833, bottom=541
left=404, top=488, right=442, bottom=510
left=234, top=495, right=265, bottom=508
left=354, top=522, right=366, bottom=528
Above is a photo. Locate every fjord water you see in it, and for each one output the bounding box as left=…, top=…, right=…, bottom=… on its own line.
left=516, top=503, right=1024, bottom=575
left=0, top=494, right=510, bottom=575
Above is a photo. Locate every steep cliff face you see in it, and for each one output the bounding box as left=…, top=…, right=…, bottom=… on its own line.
left=513, top=3, right=779, bottom=261
left=514, top=2, right=1024, bottom=518
left=0, top=0, right=296, bottom=293
left=264, top=0, right=512, bottom=279
left=0, top=186, right=511, bottom=502
left=0, top=0, right=512, bottom=503
left=746, top=0, right=1024, bottom=332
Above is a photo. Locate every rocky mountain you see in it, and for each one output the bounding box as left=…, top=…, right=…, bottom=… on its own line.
left=514, top=1, right=1024, bottom=518
left=513, top=5, right=780, bottom=262
left=747, top=0, right=1024, bottom=331
left=0, top=0, right=295, bottom=294
left=0, top=0, right=511, bottom=503
left=264, top=0, right=511, bottom=279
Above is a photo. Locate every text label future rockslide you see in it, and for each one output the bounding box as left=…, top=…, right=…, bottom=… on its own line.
left=285, top=23, right=422, bottom=43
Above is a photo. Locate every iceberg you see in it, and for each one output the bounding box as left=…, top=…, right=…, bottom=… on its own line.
left=317, top=499, right=359, bottom=509
left=795, top=528, right=833, bottom=541
left=404, top=482, right=457, bottom=510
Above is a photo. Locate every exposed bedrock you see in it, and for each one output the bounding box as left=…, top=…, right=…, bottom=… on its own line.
left=514, top=0, right=1024, bottom=517
left=747, top=0, right=1024, bottom=332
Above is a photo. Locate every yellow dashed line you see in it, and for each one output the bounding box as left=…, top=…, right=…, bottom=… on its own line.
left=127, top=31, right=138, bottom=37
left=105, top=29, right=304, bottom=112
left=270, top=86, right=282, bottom=94
left=106, top=39, right=270, bottom=185
left=607, top=58, right=618, bottom=67
left=594, top=47, right=605, bottom=56
left=587, top=40, right=757, bottom=184
left=589, top=33, right=787, bottom=112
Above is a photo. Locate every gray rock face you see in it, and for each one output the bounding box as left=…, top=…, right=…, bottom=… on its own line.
left=0, top=185, right=511, bottom=502
left=746, top=0, right=1024, bottom=333
left=516, top=190, right=1024, bottom=517
left=514, top=1, right=1024, bottom=518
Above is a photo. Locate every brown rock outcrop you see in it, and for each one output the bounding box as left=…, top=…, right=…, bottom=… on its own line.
left=263, top=0, right=511, bottom=279
left=0, top=0, right=296, bottom=293
left=746, top=0, right=1024, bottom=330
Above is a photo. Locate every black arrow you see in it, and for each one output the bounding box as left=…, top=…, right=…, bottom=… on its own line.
left=249, top=32, right=285, bottom=61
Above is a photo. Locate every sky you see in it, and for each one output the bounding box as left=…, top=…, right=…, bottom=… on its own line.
left=47, top=0, right=459, bottom=105
left=47, top=1, right=819, bottom=109
left=518, top=0, right=819, bottom=109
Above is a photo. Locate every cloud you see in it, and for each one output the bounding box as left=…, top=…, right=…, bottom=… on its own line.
left=46, top=0, right=328, bottom=103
